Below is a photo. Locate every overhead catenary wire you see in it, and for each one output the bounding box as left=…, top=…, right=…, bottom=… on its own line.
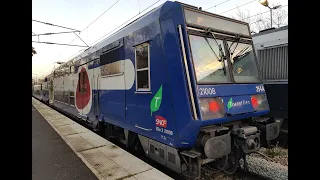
left=32, top=41, right=89, bottom=47
left=57, top=0, right=122, bottom=57
left=220, top=0, right=256, bottom=14
left=204, top=0, right=231, bottom=11
left=82, top=0, right=121, bottom=31
left=32, top=19, right=80, bottom=31
left=32, top=20, right=82, bottom=55
left=73, top=32, right=89, bottom=47
left=242, top=4, right=288, bottom=21
left=90, top=0, right=162, bottom=47
left=61, top=0, right=162, bottom=68
left=36, top=0, right=156, bottom=73
left=32, top=30, right=80, bottom=36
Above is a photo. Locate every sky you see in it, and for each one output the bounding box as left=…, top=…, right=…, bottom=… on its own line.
left=32, top=0, right=288, bottom=78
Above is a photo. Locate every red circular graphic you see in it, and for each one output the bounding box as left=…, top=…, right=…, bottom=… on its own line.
left=76, top=67, right=91, bottom=110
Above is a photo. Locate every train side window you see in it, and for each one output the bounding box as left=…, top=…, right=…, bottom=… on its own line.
left=100, top=48, right=123, bottom=77
left=135, top=43, right=150, bottom=91
left=69, top=91, right=75, bottom=106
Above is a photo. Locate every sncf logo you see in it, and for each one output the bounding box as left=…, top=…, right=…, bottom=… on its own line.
left=155, top=115, right=167, bottom=128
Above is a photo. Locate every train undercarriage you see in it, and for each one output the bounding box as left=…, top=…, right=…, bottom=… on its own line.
left=95, top=114, right=280, bottom=179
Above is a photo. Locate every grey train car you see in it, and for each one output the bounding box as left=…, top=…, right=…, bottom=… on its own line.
left=252, top=26, right=288, bottom=146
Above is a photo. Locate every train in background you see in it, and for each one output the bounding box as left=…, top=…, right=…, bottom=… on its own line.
left=252, top=26, right=288, bottom=146
left=32, top=1, right=280, bottom=179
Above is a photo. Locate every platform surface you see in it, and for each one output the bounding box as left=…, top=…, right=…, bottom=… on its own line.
left=32, top=97, right=173, bottom=180
left=32, top=104, right=98, bottom=180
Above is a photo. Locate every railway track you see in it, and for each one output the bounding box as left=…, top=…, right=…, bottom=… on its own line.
left=33, top=96, right=278, bottom=180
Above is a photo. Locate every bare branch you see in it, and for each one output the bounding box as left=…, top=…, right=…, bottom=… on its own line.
left=230, top=1, right=287, bottom=33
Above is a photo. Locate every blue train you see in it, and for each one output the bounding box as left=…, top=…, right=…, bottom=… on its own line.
left=32, top=1, right=280, bottom=178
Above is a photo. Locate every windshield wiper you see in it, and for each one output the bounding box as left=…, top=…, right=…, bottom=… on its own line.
left=205, top=28, right=226, bottom=62
left=204, top=37, right=221, bottom=61
left=204, top=37, right=227, bottom=74
left=228, top=34, right=241, bottom=58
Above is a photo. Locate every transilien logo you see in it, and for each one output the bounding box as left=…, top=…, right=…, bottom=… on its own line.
left=227, top=98, right=233, bottom=111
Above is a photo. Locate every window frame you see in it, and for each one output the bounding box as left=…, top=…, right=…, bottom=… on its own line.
left=187, top=30, right=262, bottom=84
left=100, top=61, right=124, bottom=78
left=134, top=43, right=151, bottom=92
left=187, top=34, right=232, bottom=84
left=69, top=91, right=75, bottom=107
left=226, top=40, right=260, bottom=83
left=100, top=48, right=124, bottom=78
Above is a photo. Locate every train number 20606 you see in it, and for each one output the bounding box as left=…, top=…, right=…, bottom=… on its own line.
left=198, top=87, right=216, bottom=96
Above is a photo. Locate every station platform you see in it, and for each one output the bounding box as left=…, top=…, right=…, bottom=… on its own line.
left=32, top=97, right=173, bottom=180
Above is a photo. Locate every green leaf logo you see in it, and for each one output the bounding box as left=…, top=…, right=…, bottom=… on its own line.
left=227, top=98, right=233, bottom=111
left=150, top=85, right=163, bottom=116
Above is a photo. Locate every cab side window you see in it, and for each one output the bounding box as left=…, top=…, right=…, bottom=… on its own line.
left=135, top=43, right=150, bottom=91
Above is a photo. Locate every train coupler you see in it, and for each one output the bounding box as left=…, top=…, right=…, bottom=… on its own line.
left=232, top=126, right=260, bottom=154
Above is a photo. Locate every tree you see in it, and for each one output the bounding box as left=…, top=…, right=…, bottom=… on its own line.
left=230, top=2, right=288, bottom=33
left=32, top=47, right=37, bottom=56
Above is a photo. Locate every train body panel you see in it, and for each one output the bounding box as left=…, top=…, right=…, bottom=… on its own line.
left=32, top=85, right=42, bottom=100
left=33, top=1, right=281, bottom=178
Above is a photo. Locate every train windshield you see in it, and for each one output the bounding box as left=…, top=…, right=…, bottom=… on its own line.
left=189, top=35, right=231, bottom=84
left=189, top=35, right=260, bottom=84
left=227, top=41, right=260, bottom=83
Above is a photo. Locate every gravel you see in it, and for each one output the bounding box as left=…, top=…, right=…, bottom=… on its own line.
left=245, top=153, right=288, bottom=180
left=200, top=146, right=288, bottom=180
left=259, top=147, right=288, bottom=166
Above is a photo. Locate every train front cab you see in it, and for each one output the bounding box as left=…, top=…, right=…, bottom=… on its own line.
left=157, top=4, right=281, bottom=178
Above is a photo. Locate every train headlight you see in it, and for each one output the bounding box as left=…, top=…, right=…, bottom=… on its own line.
left=251, top=94, right=269, bottom=111
left=199, top=97, right=225, bottom=120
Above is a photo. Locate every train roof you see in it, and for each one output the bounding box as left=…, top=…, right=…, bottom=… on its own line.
left=252, top=25, right=288, bottom=50
left=252, top=25, right=288, bottom=37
